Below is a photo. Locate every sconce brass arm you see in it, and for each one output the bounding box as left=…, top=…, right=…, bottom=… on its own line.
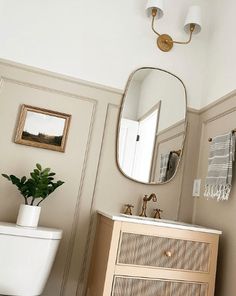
left=150, top=14, right=196, bottom=51
left=151, top=15, right=161, bottom=37
left=172, top=25, right=195, bottom=44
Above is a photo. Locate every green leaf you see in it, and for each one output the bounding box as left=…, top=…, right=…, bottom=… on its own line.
left=48, top=172, right=56, bottom=176
left=57, top=180, right=64, bottom=186
left=30, top=172, right=37, bottom=180
left=42, top=168, right=51, bottom=175
left=34, top=169, right=40, bottom=175
left=9, top=175, right=20, bottom=185
left=2, top=164, right=64, bottom=205
left=2, top=174, right=10, bottom=180
left=36, top=163, right=42, bottom=171
left=21, top=176, right=27, bottom=183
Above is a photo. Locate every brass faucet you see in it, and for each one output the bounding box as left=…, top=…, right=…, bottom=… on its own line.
left=139, top=193, right=157, bottom=217
left=123, top=204, right=134, bottom=215
left=153, top=208, right=163, bottom=219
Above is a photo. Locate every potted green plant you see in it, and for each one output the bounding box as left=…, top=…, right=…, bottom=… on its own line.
left=2, top=163, right=64, bottom=227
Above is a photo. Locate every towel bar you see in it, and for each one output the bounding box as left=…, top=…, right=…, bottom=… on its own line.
left=208, top=129, right=236, bottom=142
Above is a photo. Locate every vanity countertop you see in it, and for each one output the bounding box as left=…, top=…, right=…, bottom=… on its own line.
left=97, top=211, right=222, bottom=235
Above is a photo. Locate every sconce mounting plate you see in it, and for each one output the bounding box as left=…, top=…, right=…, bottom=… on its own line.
left=157, top=34, right=173, bottom=52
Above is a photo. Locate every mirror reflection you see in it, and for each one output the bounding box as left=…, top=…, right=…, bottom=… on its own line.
left=117, top=68, right=187, bottom=184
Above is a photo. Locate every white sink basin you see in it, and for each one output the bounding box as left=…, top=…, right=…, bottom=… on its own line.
left=120, top=214, right=182, bottom=224
left=119, top=214, right=207, bottom=228
left=97, top=211, right=222, bottom=235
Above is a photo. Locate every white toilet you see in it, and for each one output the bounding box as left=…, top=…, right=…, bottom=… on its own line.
left=0, top=222, right=62, bottom=296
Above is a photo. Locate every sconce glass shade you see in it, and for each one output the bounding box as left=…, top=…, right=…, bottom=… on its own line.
left=146, top=0, right=164, bottom=19
left=184, top=5, right=202, bottom=34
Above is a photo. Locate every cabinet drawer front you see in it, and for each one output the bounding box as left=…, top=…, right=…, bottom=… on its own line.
left=117, top=233, right=210, bottom=272
left=111, top=276, right=207, bottom=296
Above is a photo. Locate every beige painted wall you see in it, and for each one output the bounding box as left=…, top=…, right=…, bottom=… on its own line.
left=193, top=91, right=236, bottom=296
left=178, top=110, right=202, bottom=222
left=1, top=59, right=234, bottom=296
left=0, top=60, right=194, bottom=296
left=0, top=60, right=122, bottom=296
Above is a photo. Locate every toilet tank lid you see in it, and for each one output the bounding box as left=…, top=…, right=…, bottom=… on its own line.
left=0, top=222, right=62, bottom=239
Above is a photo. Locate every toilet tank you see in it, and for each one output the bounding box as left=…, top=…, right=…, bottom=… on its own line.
left=0, top=222, right=62, bottom=296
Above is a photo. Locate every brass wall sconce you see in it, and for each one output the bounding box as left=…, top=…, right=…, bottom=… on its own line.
left=146, top=0, right=202, bottom=52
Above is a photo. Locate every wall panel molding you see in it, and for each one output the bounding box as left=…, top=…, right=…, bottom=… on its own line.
left=60, top=102, right=97, bottom=296
left=3, top=59, right=235, bottom=296
left=192, top=93, right=236, bottom=296
left=0, top=74, right=107, bottom=296
left=0, top=60, right=122, bottom=296
left=193, top=91, right=236, bottom=222
left=76, top=103, right=119, bottom=296
left=0, top=59, right=123, bottom=95
left=200, top=90, right=236, bottom=114
left=2, top=76, right=97, bottom=104
left=202, top=107, right=236, bottom=125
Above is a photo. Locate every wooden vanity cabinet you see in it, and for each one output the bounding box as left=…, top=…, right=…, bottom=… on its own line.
left=86, top=214, right=220, bottom=296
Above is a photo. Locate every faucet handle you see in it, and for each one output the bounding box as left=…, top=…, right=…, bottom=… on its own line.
left=153, top=208, right=163, bottom=219
left=124, top=204, right=134, bottom=215
left=151, top=193, right=157, bottom=202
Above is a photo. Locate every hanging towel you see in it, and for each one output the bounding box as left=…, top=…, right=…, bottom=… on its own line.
left=204, top=131, right=236, bottom=201
left=166, top=151, right=180, bottom=181
left=159, top=153, right=170, bottom=183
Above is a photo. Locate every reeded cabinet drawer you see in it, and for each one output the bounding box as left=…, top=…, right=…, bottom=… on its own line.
left=117, top=232, right=210, bottom=272
left=111, top=276, right=208, bottom=296
left=87, top=215, right=220, bottom=296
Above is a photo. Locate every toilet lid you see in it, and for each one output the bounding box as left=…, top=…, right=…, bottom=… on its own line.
left=0, top=222, right=62, bottom=239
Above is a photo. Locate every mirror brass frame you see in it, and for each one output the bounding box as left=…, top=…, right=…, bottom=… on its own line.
left=116, top=67, right=188, bottom=185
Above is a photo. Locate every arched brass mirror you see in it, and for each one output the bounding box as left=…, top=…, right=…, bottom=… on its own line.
left=117, top=67, right=187, bottom=184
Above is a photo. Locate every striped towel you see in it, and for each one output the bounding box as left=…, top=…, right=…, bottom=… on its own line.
left=204, top=131, right=236, bottom=201
left=159, top=153, right=170, bottom=183
left=166, top=151, right=180, bottom=181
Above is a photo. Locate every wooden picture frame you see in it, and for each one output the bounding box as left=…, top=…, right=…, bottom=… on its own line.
left=15, top=104, right=71, bottom=152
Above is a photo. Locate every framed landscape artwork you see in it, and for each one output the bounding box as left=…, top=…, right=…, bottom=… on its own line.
left=15, top=105, right=71, bottom=152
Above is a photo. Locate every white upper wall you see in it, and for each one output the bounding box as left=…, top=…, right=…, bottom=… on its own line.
left=0, top=0, right=208, bottom=110
left=202, top=0, right=236, bottom=106
left=0, top=0, right=232, bottom=109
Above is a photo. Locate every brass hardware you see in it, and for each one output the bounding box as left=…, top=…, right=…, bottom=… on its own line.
left=164, top=251, right=172, bottom=257
left=151, top=7, right=158, bottom=17
left=157, top=34, right=173, bottom=52
left=190, top=23, right=196, bottom=32
left=172, top=149, right=182, bottom=157
left=151, top=8, right=196, bottom=52
left=139, top=193, right=157, bottom=217
left=208, top=129, right=236, bottom=142
left=153, top=208, right=163, bottom=219
left=124, top=204, right=134, bottom=215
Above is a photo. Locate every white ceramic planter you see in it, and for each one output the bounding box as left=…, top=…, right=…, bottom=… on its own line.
left=16, top=204, right=41, bottom=228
